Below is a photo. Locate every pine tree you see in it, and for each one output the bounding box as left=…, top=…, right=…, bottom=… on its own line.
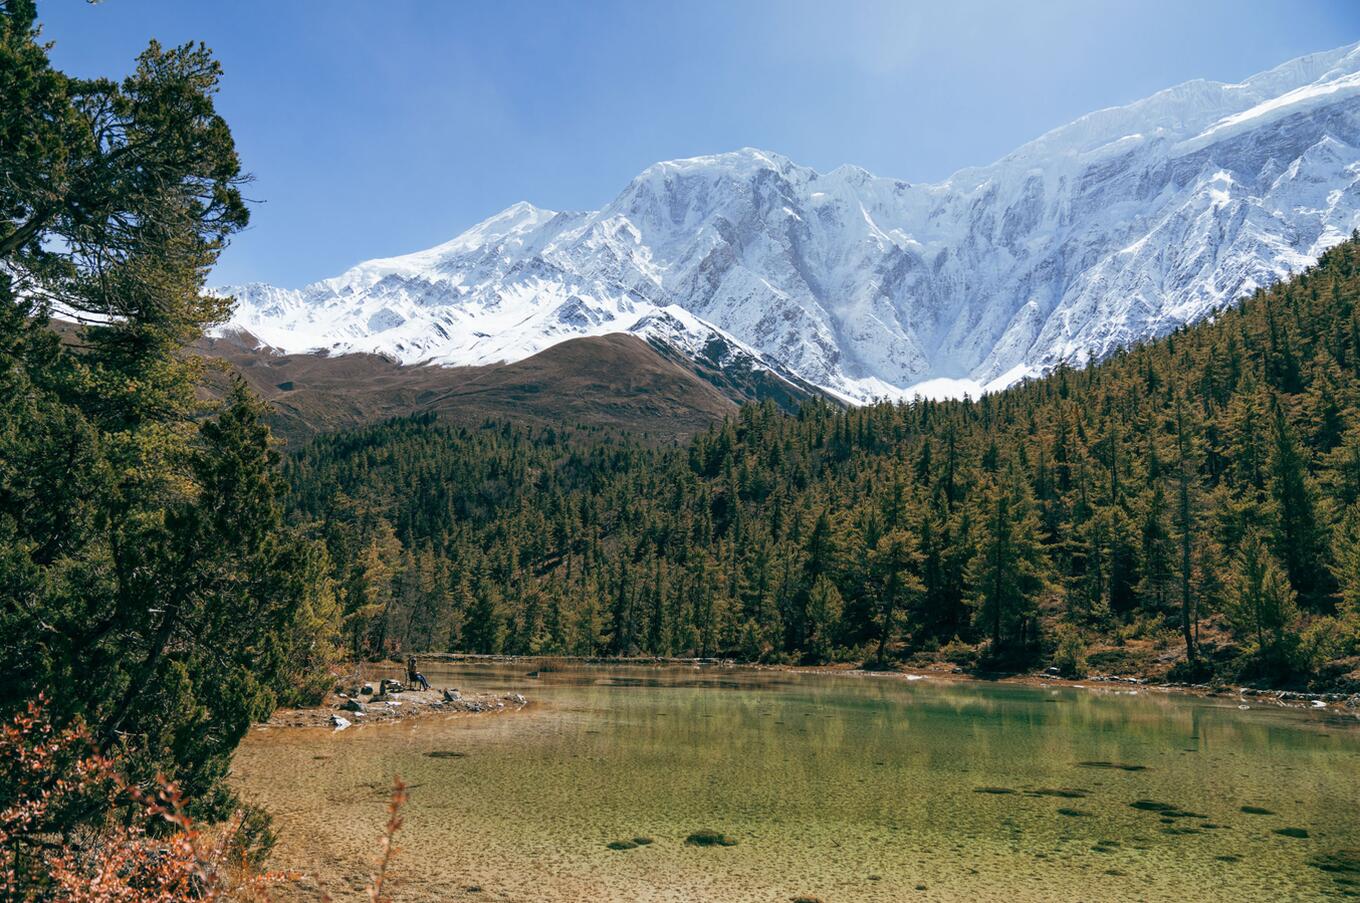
left=341, top=519, right=402, bottom=659
left=1135, top=479, right=1175, bottom=614
left=0, top=5, right=325, bottom=825
left=1173, top=396, right=1203, bottom=667
left=805, top=575, right=843, bottom=664
left=967, top=464, right=1051, bottom=659
left=1225, top=532, right=1300, bottom=676
left=463, top=578, right=505, bottom=654
left=867, top=529, right=924, bottom=667
left=1267, top=398, right=1333, bottom=607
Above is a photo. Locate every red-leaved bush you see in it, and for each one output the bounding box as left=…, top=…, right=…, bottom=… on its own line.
left=1, top=697, right=406, bottom=902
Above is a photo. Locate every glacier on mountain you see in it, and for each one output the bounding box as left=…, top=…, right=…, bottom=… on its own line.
left=219, top=42, right=1360, bottom=402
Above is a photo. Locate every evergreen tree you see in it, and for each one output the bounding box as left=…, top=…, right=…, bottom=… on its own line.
left=1267, top=399, right=1333, bottom=607
left=1173, top=396, right=1203, bottom=666
left=1225, top=533, right=1300, bottom=676
left=804, top=576, right=843, bottom=664
left=463, top=578, right=505, bottom=654
left=0, top=4, right=326, bottom=823
left=341, top=519, right=401, bottom=658
left=966, top=465, right=1051, bottom=658
left=867, top=529, right=924, bottom=667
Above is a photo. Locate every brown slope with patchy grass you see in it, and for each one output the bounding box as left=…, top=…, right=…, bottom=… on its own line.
left=197, top=331, right=761, bottom=444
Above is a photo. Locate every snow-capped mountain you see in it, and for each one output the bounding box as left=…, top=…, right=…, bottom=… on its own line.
left=220, top=42, right=1360, bottom=403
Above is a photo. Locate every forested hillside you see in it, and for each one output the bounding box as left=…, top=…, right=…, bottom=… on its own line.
left=286, top=237, right=1360, bottom=689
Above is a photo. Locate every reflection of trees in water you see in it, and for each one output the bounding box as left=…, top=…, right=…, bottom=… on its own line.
left=465, top=668, right=1358, bottom=825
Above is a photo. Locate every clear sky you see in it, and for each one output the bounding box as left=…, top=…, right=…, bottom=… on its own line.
left=36, top=0, right=1360, bottom=287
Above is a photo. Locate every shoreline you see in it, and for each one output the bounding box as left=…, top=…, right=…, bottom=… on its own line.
left=261, top=655, right=1360, bottom=732
left=262, top=680, right=530, bottom=730
left=406, top=652, right=1360, bottom=715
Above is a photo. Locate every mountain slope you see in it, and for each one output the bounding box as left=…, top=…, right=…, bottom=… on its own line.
left=220, top=42, right=1360, bottom=402
left=199, top=330, right=811, bottom=443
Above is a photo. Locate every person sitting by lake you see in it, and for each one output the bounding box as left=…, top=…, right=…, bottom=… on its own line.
left=407, top=655, right=431, bottom=691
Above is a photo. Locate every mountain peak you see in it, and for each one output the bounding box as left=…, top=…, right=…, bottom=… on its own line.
left=634, top=147, right=799, bottom=181
left=218, top=41, right=1360, bottom=403
left=986, top=40, right=1360, bottom=170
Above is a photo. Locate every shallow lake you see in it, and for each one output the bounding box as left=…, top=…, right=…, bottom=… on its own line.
left=232, top=663, right=1360, bottom=902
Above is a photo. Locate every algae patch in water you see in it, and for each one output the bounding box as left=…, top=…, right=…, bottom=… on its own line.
left=607, top=840, right=639, bottom=851
left=1078, top=761, right=1150, bottom=772
left=1240, top=805, right=1275, bottom=815
left=1309, top=849, right=1360, bottom=898
left=1025, top=788, right=1088, bottom=799
left=1274, top=827, right=1310, bottom=838
left=426, top=750, right=467, bottom=759
left=1309, top=848, right=1360, bottom=875
left=1129, top=799, right=1178, bottom=812
left=686, top=829, right=739, bottom=847
left=1129, top=800, right=1206, bottom=819
left=973, top=786, right=1017, bottom=794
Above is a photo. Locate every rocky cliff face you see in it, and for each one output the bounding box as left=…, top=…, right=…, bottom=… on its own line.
left=220, top=42, right=1360, bottom=402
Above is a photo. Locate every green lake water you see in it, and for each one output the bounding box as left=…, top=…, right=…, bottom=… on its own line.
left=232, top=663, right=1360, bottom=902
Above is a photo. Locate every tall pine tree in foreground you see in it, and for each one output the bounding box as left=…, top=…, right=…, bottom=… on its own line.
left=0, top=0, right=337, bottom=825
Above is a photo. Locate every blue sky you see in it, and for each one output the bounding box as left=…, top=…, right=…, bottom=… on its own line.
left=38, top=0, right=1360, bottom=287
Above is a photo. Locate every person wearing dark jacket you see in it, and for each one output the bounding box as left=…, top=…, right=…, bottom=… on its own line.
left=407, top=655, right=431, bottom=691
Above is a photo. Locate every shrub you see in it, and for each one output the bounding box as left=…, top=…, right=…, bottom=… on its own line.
left=940, top=636, right=978, bottom=668
left=1299, top=616, right=1355, bottom=671
left=0, top=696, right=406, bottom=902
left=1051, top=624, right=1088, bottom=678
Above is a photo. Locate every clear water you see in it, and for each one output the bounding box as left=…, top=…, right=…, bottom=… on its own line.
left=232, top=663, right=1360, bottom=902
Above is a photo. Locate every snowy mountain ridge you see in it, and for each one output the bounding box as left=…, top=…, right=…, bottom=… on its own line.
left=219, top=41, right=1360, bottom=402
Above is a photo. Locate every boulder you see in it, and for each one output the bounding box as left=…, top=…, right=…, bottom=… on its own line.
left=341, top=699, right=367, bottom=713
left=443, top=688, right=461, bottom=702
left=330, top=715, right=351, bottom=731
left=359, top=684, right=375, bottom=696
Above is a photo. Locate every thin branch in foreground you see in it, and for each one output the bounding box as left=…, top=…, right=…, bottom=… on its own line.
left=366, top=777, right=408, bottom=903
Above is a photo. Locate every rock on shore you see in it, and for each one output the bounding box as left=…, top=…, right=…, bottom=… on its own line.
left=264, top=685, right=529, bottom=729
